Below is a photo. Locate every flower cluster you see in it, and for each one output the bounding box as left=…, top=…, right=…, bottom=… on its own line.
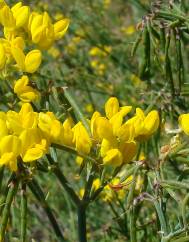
left=74, top=97, right=160, bottom=167
left=0, top=0, right=69, bottom=101
left=0, top=97, right=160, bottom=172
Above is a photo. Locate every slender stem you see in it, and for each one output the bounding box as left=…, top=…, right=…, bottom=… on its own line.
left=20, top=183, right=27, bottom=242
left=64, top=88, right=91, bottom=136
left=46, top=154, right=80, bottom=205
left=77, top=204, right=87, bottom=242
left=28, top=179, right=65, bottom=242
left=52, top=143, right=96, bottom=164
left=154, top=200, right=168, bottom=236
left=83, top=164, right=96, bottom=201
left=129, top=206, right=137, bottom=242
left=0, top=174, right=15, bottom=216
left=181, top=193, right=189, bottom=229
left=0, top=178, right=19, bottom=242
left=0, top=167, right=4, bottom=192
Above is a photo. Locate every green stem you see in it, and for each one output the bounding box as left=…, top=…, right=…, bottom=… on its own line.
left=0, top=167, right=4, bottom=192
left=154, top=200, right=168, bottom=236
left=64, top=88, right=91, bottom=136
left=28, top=179, right=65, bottom=242
left=129, top=206, right=137, bottom=242
left=77, top=204, right=87, bottom=242
left=0, top=178, right=19, bottom=242
left=52, top=143, right=96, bottom=164
left=181, top=193, right=189, bottom=229
left=20, top=183, right=27, bottom=242
left=46, top=154, right=80, bottom=205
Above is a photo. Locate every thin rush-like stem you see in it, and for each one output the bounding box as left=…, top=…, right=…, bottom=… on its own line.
left=77, top=204, right=87, bottom=242
left=0, top=167, right=4, bottom=192
left=154, top=199, right=168, bottom=237
left=20, top=183, right=27, bottom=242
left=0, top=177, right=19, bottom=242
left=46, top=154, right=89, bottom=242
left=129, top=206, right=137, bottom=242
left=46, top=154, right=80, bottom=205
left=64, top=88, right=91, bottom=136
left=28, top=179, right=65, bottom=242
left=52, top=143, right=97, bottom=164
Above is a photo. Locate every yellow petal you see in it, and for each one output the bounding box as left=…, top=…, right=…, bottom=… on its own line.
left=179, top=114, right=189, bottom=135
left=13, top=6, right=30, bottom=28
left=22, top=148, right=44, bottom=162
left=0, top=5, right=15, bottom=28
left=120, top=141, right=137, bottom=163
left=144, top=110, right=159, bottom=135
left=54, top=18, right=70, bottom=40
left=103, top=148, right=123, bottom=167
left=0, top=43, right=6, bottom=69
left=11, top=46, right=25, bottom=71
left=105, top=97, right=119, bottom=119
left=92, top=117, right=113, bottom=141
left=25, top=50, right=42, bottom=73
left=14, top=75, right=29, bottom=94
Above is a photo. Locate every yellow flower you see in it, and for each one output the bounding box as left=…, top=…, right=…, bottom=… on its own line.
left=100, top=138, right=117, bottom=158
left=72, top=122, right=92, bottom=155
left=11, top=46, right=42, bottom=73
left=103, top=148, right=123, bottom=167
left=119, top=141, right=137, bottom=163
left=29, top=11, right=69, bottom=49
left=105, top=97, right=119, bottom=119
left=29, top=12, right=54, bottom=49
left=127, top=108, right=159, bottom=140
left=92, top=116, right=113, bottom=142
left=0, top=135, right=21, bottom=171
left=105, top=97, right=132, bottom=120
left=14, top=75, right=40, bottom=103
left=58, top=118, right=74, bottom=147
left=6, top=103, right=38, bottom=135
left=54, top=18, right=70, bottom=40
left=19, top=128, right=48, bottom=162
left=11, top=2, right=30, bottom=28
left=0, top=5, right=15, bottom=29
left=38, top=112, right=62, bottom=143
left=179, top=114, right=189, bottom=135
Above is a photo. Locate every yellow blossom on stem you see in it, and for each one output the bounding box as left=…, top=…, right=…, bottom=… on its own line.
left=14, top=75, right=40, bottom=103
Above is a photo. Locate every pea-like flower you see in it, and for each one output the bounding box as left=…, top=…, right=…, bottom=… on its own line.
left=14, top=75, right=40, bottom=102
